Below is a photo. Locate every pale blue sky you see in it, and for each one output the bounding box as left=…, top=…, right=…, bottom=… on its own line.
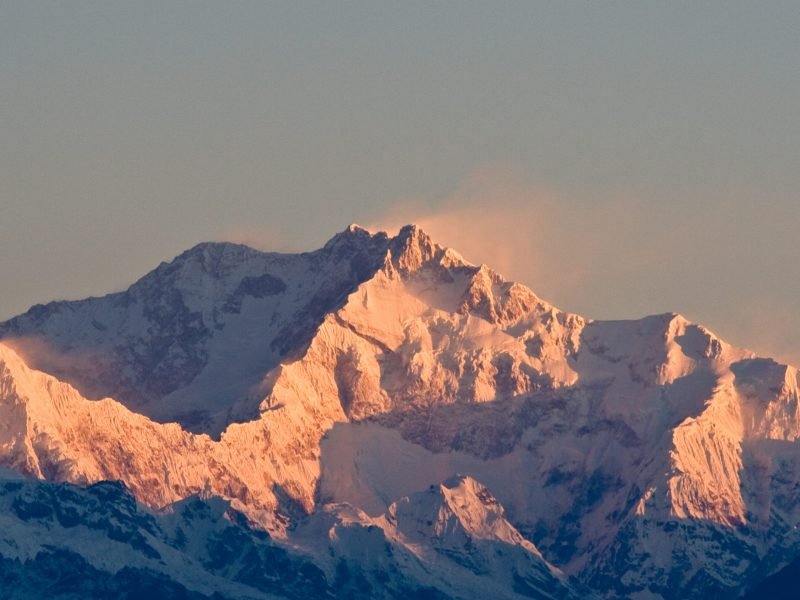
left=1, top=2, right=799, bottom=363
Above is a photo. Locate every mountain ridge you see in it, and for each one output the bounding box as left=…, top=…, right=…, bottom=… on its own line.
left=0, top=224, right=799, bottom=598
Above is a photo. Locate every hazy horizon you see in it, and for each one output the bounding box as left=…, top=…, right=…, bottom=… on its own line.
left=2, top=2, right=799, bottom=365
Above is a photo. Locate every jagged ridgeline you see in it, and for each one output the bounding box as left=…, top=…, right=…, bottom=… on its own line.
left=1, top=224, right=799, bottom=599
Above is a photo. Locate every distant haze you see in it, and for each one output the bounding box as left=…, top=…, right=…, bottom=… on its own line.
left=2, top=3, right=798, bottom=365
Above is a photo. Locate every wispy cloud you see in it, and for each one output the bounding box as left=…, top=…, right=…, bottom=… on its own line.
left=368, top=165, right=657, bottom=310
left=369, top=166, right=800, bottom=367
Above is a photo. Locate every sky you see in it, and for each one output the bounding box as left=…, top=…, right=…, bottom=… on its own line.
left=1, top=2, right=799, bottom=364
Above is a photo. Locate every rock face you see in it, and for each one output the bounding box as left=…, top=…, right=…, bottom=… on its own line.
left=0, top=224, right=799, bottom=598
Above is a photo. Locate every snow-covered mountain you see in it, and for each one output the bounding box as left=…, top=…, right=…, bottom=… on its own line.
left=1, top=224, right=799, bottom=598
left=0, top=468, right=580, bottom=599
left=0, top=226, right=393, bottom=436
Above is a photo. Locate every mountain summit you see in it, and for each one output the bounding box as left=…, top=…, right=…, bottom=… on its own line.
left=0, top=224, right=799, bottom=598
left=0, top=225, right=469, bottom=435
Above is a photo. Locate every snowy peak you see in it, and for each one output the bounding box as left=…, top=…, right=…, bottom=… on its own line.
left=388, top=224, right=443, bottom=273
left=733, top=358, right=800, bottom=441
left=323, top=223, right=468, bottom=273
left=377, top=474, right=584, bottom=599
left=154, top=241, right=269, bottom=280
left=457, top=265, right=551, bottom=325
left=323, top=223, right=385, bottom=250
left=388, top=475, right=537, bottom=551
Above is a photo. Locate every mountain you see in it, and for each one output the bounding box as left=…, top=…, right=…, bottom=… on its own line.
left=1, top=224, right=799, bottom=598
left=0, top=471, right=321, bottom=600
left=0, top=470, right=580, bottom=600
left=0, top=226, right=393, bottom=436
